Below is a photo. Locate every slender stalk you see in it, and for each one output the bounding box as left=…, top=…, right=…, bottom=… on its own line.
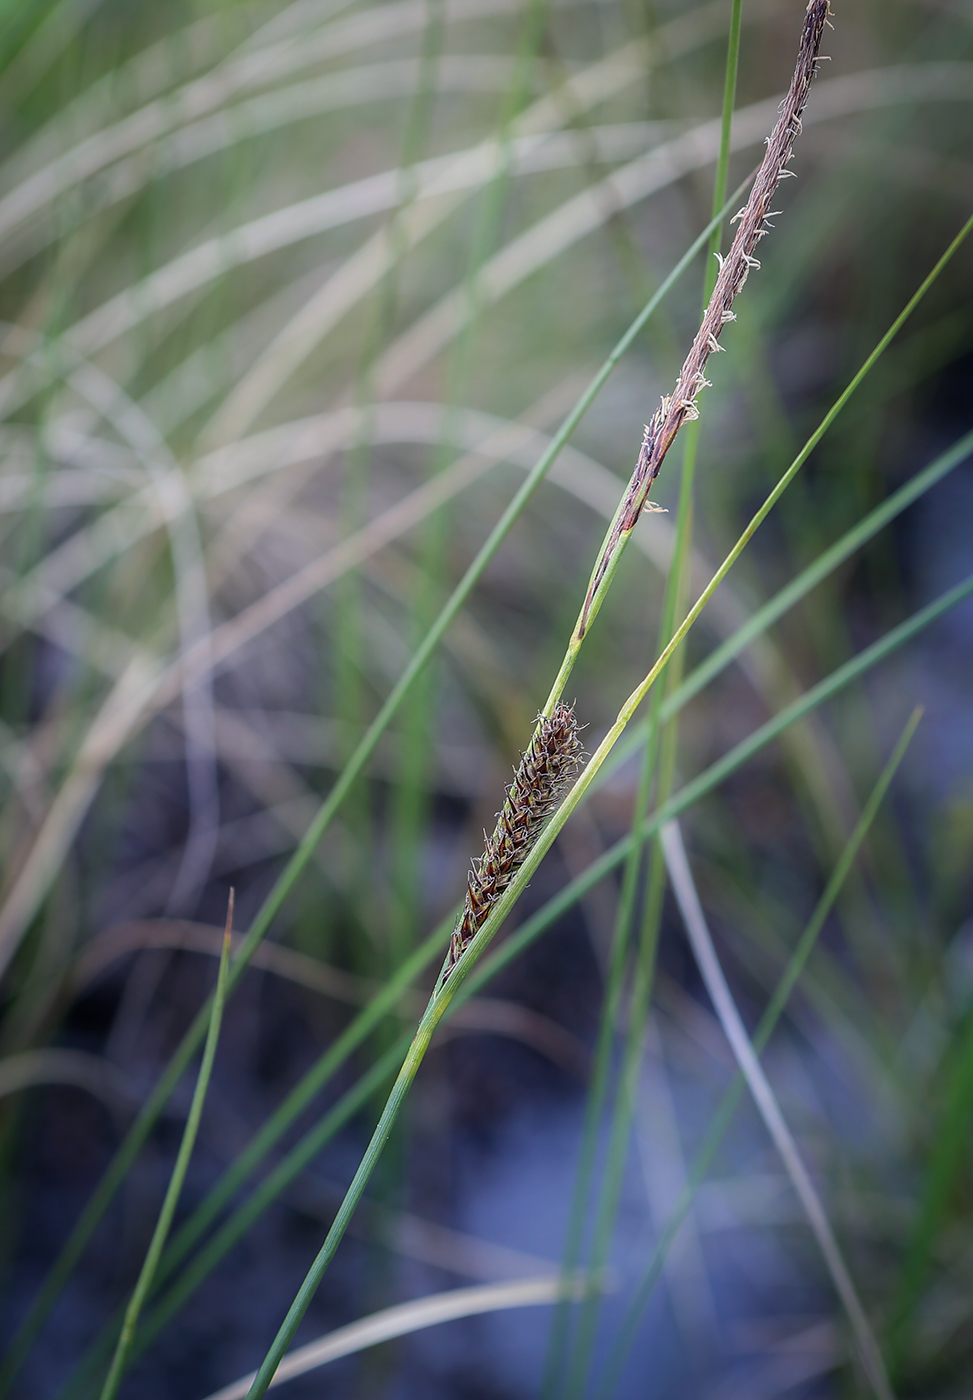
left=586, top=206, right=973, bottom=754
left=708, top=0, right=744, bottom=292
left=547, top=396, right=696, bottom=1400
left=98, top=894, right=234, bottom=1400
left=241, top=1008, right=442, bottom=1398
left=382, top=0, right=449, bottom=964
left=538, top=694, right=663, bottom=1400
left=561, top=709, right=680, bottom=1395
left=542, top=0, right=830, bottom=709
left=554, top=8, right=745, bottom=1382
left=51, top=1038, right=413, bottom=1400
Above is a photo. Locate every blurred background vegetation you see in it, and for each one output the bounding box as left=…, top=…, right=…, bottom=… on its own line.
left=0, top=0, right=971, bottom=1395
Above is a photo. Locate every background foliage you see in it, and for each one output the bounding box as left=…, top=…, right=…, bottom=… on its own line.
left=0, top=0, right=971, bottom=1395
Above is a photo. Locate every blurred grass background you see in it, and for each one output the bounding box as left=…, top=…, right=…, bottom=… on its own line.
left=0, top=0, right=971, bottom=1395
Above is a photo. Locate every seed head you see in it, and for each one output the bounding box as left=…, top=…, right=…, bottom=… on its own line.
left=445, top=703, right=583, bottom=976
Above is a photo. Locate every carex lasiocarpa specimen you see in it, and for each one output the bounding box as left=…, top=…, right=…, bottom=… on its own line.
left=446, top=703, right=583, bottom=976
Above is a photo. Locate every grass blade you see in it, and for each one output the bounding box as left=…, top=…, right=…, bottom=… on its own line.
left=52, top=1037, right=413, bottom=1400
left=97, top=892, right=235, bottom=1400
left=547, top=3, right=745, bottom=1389
left=202, top=1277, right=591, bottom=1400
left=660, top=821, right=894, bottom=1400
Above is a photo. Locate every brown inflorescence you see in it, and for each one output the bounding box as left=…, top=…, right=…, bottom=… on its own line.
left=445, top=703, right=583, bottom=977
left=578, top=0, right=832, bottom=635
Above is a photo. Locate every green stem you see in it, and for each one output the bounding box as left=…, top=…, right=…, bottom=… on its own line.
left=98, top=909, right=233, bottom=1400
left=552, top=411, right=699, bottom=1398
left=707, top=0, right=744, bottom=296
left=242, top=997, right=447, bottom=1400
left=538, top=645, right=665, bottom=1400
left=556, top=24, right=743, bottom=1363
left=388, top=0, right=546, bottom=960
left=53, top=1038, right=414, bottom=1400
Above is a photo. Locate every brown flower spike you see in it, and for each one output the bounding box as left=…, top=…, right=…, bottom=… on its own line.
left=578, top=0, right=832, bottom=635
left=446, top=703, right=583, bottom=976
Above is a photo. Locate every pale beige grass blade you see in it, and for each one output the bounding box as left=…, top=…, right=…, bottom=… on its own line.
left=3, top=61, right=965, bottom=431
left=0, top=34, right=652, bottom=424
left=199, top=1277, right=584, bottom=1400
left=659, top=819, right=893, bottom=1400
left=199, top=33, right=657, bottom=445
left=0, top=0, right=552, bottom=244
left=368, top=64, right=973, bottom=401
left=0, top=58, right=534, bottom=282
left=0, top=4, right=739, bottom=423
left=0, top=1047, right=130, bottom=1108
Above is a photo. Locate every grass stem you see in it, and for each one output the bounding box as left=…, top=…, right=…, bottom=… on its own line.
left=97, top=893, right=234, bottom=1400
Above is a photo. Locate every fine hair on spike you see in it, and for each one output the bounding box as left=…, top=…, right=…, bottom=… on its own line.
left=445, top=703, right=583, bottom=977
left=576, top=0, right=830, bottom=636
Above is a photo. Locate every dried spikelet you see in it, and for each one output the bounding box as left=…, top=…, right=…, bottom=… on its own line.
left=445, top=703, right=583, bottom=976
left=577, top=0, right=832, bottom=635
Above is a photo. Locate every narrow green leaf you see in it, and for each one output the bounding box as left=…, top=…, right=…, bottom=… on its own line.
left=98, top=894, right=235, bottom=1400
